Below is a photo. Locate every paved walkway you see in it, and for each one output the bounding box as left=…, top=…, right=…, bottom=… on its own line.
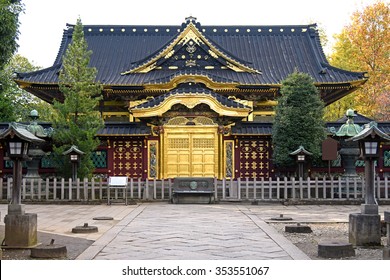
left=1, top=203, right=389, bottom=260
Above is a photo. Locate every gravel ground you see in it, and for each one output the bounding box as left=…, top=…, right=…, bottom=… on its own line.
left=269, top=222, right=387, bottom=260
left=0, top=225, right=93, bottom=260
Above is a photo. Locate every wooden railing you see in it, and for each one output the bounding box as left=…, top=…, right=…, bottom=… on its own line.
left=0, top=176, right=389, bottom=203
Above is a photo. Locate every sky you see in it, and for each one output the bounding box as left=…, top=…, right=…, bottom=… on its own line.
left=16, top=0, right=382, bottom=68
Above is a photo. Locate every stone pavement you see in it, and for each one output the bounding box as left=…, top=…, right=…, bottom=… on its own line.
left=1, top=203, right=389, bottom=260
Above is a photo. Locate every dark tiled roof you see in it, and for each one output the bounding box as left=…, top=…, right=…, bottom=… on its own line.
left=335, top=112, right=374, bottom=123
left=97, top=122, right=151, bottom=136
left=233, top=121, right=390, bottom=136
left=132, top=86, right=250, bottom=110
left=231, top=122, right=273, bottom=135
left=1, top=122, right=151, bottom=136
left=17, top=20, right=365, bottom=87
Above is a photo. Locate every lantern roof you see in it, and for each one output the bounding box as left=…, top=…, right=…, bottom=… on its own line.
left=289, top=145, right=313, bottom=156
left=0, top=122, right=45, bottom=143
left=346, top=122, right=390, bottom=143
left=62, top=145, right=85, bottom=156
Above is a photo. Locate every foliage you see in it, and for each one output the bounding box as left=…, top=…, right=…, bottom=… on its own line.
left=0, top=54, right=55, bottom=121
left=0, top=0, right=23, bottom=70
left=0, top=0, right=23, bottom=121
left=51, top=18, right=104, bottom=179
left=272, top=72, right=326, bottom=168
left=326, top=0, right=389, bottom=121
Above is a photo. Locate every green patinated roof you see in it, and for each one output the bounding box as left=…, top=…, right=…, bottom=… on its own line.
left=335, top=109, right=362, bottom=137
left=289, top=145, right=313, bottom=156
left=0, top=122, right=45, bottom=143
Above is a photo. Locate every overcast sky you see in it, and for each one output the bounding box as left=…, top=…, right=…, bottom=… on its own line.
left=17, top=0, right=380, bottom=68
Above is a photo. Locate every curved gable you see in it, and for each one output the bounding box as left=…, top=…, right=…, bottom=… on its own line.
left=121, top=18, right=260, bottom=75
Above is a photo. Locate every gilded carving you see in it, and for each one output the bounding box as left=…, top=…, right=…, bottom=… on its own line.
left=225, top=141, right=234, bottom=178
left=148, top=141, right=158, bottom=178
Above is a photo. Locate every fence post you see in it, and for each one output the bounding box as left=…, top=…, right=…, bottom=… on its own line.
left=153, top=178, right=157, bottom=200
left=284, top=177, right=288, bottom=199
left=30, top=179, right=34, bottom=201
left=222, top=178, right=226, bottom=199
left=260, top=177, right=264, bottom=200
left=353, top=177, right=358, bottom=199
left=161, top=179, right=165, bottom=200
left=307, top=177, right=311, bottom=199
left=138, top=178, right=142, bottom=199
left=338, top=177, right=342, bottom=200
left=129, top=177, right=133, bottom=199
left=0, top=178, right=2, bottom=200
left=376, top=176, right=381, bottom=201
left=385, top=176, right=389, bottom=199
left=276, top=177, right=280, bottom=200
left=314, top=177, right=319, bottom=199
left=45, top=178, right=49, bottom=200
left=169, top=178, right=172, bottom=200
left=83, top=178, right=88, bottom=201
left=76, top=178, right=81, bottom=200
left=53, top=178, right=57, bottom=200
left=330, top=176, right=334, bottom=199
left=245, top=177, right=249, bottom=199
left=213, top=177, right=217, bottom=201
left=37, top=178, right=42, bottom=200
left=145, top=178, right=149, bottom=200
left=99, top=178, right=103, bottom=200
left=62, top=178, right=67, bottom=200
left=67, top=178, right=71, bottom=200
left=268, top=177, right=273, bottom=200
left=91, top=178, right=95, bottom=201
left=253, top=178, right=257, bottom=200
left=237, top=177, right=241, bottom=200
left=291, top=177, right=296, bottom=199
left=299, top=177, right=303, bottom=199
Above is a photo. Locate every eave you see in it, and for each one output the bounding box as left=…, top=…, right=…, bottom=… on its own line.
left=130, top=92, right=251, bottom=118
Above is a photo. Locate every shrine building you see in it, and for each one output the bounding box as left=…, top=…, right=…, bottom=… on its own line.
left=14, top=17, right=370, bottom=179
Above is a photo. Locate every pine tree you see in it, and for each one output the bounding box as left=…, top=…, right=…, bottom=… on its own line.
left=272, top=72, right=326, bottom=169
left=52, top=17, right=104, bottom=179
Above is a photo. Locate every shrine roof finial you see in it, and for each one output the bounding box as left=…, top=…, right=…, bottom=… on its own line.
left=185, top=15, right=197, bottom=23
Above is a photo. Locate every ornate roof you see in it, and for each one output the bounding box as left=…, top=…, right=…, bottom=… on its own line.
left=16, top=17, right=367, bottom=105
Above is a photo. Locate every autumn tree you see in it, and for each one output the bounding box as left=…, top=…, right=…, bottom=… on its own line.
left=52, top=18, right=104, bottom=179
left=326, top=0, right=389, bottom=120
left=272, top=72, right=326, bottom=169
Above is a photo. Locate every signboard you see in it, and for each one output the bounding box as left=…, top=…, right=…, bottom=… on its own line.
left=322, top=137, right=339, bottom=161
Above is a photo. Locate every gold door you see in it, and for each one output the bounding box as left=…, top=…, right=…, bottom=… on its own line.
left=164, top=126, right=218, bottom=178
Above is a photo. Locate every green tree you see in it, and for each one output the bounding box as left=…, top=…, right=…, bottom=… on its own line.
left=0, top=0, right=23, bottom=121
left=326, top=0, right=389, bottom=120
left=272, top=72, right=326, bottom=169
left=0, top=54, right=55, bottom=121
left=52, top=18, right=104, bottom=179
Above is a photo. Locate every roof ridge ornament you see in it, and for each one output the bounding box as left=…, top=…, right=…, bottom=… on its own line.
left=185, top=16, right=197, bottom=23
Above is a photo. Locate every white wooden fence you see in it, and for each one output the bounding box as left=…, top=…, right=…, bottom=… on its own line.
left=0, top=176, right=390, bottom=203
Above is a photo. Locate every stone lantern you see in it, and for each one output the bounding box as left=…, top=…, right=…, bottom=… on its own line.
left=333, top=109, right=362, bottom=177
left=290, top=145, right=312, bottom=179
left=25, top=110, right=51, bottom=179
left=346, top=122, right=390, bottom=246
left=63, top=145, right=85, bottom=181
left=0, top=122, right=45, bottom=248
